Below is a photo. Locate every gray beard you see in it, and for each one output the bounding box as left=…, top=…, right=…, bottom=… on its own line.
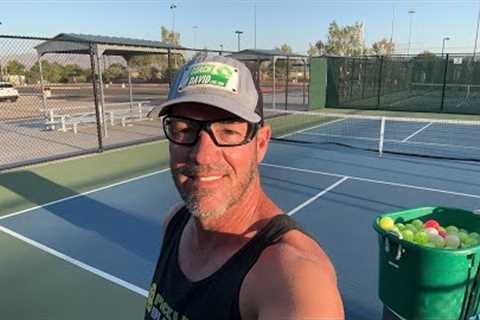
left=179, top=162, right=258, bottom=220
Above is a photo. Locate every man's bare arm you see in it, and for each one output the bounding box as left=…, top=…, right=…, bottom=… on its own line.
left=243, top=242, right=344, bottom=320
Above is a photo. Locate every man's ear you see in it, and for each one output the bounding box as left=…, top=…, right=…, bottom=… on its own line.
left=256, top=124, right=271, bottom=163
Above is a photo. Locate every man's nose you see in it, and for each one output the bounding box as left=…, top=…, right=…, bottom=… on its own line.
left=189, top=130, right=221, bottom=164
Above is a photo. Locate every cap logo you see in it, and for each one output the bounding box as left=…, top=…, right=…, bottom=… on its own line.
left=178, top=62, right=239, bottom=94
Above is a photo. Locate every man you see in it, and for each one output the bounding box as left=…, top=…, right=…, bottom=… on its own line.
left=145, top=55, right=344, bottom=320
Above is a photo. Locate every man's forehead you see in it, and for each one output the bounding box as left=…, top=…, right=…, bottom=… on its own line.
left=170, top=103, right=239, bottom=119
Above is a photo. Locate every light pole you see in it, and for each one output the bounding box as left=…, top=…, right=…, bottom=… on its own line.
left=474, top=2, right=480, bottom=61
left=0, top=22, right=2, bottom=78
left=254, top=3, right=257, bottom=49
left=235, top=30, right=243, bottom=51
left=441, top=37, right=450, bottom=57
left=192, top=25, right=198, bottom=48
left=170, top=3, right=177, bottom=34
left=407, top=9, right=415, bottom=55
left=390, top=4, right=395, bottom=53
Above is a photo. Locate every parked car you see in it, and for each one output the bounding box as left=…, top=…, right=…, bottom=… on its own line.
left=0, top=82, right=19, bottom=102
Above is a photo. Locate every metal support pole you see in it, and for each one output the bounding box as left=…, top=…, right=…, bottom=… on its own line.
left=302, top=58, right=307, bottom=106
left=127, top=60, right=133, bottom=112
left=37, top=54, right=48, bottom=111
left=256, top=58, right=261, bottom=85
left=474, top=3, right=480, bottom=61
left=377, top=55, right=384, bottom=108
left=440, top=53, right=449, bottom=112
left=95, top=48, right=108, bottom=137
left=89, top=43, right=104, bottom=152
left=272, top=56, right=276, bottom=109
left=361, top=58, right=368, bottom=99
left=285, top=56, right=289, bottom=110
left=167, top=48, right=172, bottom=88
left=349, top=58, right=356, bottom=100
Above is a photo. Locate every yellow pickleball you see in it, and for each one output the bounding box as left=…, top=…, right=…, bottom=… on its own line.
left=379, top=216, right=395, bottom=231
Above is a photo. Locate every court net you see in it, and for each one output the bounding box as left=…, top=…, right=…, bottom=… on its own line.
left=264, top=108, right=480, bottom=162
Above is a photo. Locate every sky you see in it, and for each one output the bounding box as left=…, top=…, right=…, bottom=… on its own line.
left=1, top=0, right=480, bottom=55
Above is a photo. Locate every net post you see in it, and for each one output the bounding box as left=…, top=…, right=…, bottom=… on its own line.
left=379, top=116, right=386, bottom=157
left=440, top=53, right=449, bottom=112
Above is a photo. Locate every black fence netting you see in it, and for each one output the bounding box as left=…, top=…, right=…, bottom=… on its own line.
left=326, top=53, right=480, bottom=115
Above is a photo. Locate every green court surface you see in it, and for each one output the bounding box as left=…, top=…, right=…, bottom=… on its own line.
left=0, top=141, right=172, bottom=319
left=0, top=141, right=169, bottom=217
left=0, top=231, right=146, bottom=319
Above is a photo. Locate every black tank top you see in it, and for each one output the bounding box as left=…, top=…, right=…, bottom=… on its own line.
left=144, top=206, right=302, bottom=320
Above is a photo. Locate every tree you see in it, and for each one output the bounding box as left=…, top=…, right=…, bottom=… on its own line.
left=314, top=21, right=365, bottom=56
left=6, top=60, right=26, bottom=75
left=104, top=63, right=128, bottom=82
left=307, top=43, right=318, bottom=57
left=371, top=38, right=395, bottom=56
left=61, top=64, right=86, bottom=83
left=26, top=61, right=64, bottom=84
left=258, top=43, right=294, bottom=81
left=411, top=51, right=443, bottom=83
left=127, top=26, right=185, bottom=82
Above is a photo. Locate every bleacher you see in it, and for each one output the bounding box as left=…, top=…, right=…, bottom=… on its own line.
left=41, top=101, right=155, bottom=134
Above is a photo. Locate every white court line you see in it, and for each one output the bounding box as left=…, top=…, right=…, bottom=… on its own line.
left=286, top=177, right=349, bottom=216
left=401, top=122, right=433, bottom=142
left=0, top=167, right=171, bottom=221
left=0, top=225, right=148, bottom=297
left=295, top=131, right=480, bottom=151
left=278, top=117, right=347, bottom=139
left=301, top=132, right=379, bottom=142
left=262, top=162, right=480, bottom=199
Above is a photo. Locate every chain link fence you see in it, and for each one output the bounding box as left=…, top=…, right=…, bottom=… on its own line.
left=0, top=35, right=229, bottom=170
left=325, top=53, right=480, bottom=114
left=0, top=35, right=310, bottom=171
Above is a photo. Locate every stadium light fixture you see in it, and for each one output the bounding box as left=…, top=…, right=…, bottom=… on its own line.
left=235, top=30, right=243, bottom=51
left=441, top=37, right=450, bottom=57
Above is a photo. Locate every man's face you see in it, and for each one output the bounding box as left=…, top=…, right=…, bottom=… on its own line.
left=168, top=103, right=270, bottom=220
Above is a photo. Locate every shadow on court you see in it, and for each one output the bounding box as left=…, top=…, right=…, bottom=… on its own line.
left=0, top=170, right=161, bottom=262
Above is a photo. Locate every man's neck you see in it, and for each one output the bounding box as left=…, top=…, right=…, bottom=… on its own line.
left=188, top=177, right=273, bottom=251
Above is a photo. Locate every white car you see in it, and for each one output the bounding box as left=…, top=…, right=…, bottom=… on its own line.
left=0, top=82, right=19, bottom=102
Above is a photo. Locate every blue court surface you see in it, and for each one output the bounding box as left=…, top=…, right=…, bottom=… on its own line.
left=1, top=115, right=480, bottom=319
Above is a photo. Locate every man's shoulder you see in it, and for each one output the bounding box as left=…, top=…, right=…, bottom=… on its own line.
left=240, top=229, right=344, bottom=319
left=259, top=229, right=336, bottom=277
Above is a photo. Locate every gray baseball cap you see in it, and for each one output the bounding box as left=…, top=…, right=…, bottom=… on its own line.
left=150, top=54, right=262, bottom=123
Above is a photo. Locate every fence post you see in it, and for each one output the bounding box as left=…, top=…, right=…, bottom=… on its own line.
left=377, top=55, right=385, bottom=108
left=285, top=56, right=289, bottom=110
left=167, top=48, right=172, bottom=88
left=349, top=58, right=355, bottom=100
left=302, top=58, right=307, bottom=106
left=440, top=53, right=449, bottom=112
left=89, top=43, right=104, bottom=152
left=361, top=58, right=367, bottom=99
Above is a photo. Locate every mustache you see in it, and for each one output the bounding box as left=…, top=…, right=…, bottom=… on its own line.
left=175, top=165, right=230, bottom=176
